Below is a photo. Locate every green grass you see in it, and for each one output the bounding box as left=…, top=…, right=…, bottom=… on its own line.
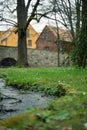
left=0, top=67, right=87, bottom=130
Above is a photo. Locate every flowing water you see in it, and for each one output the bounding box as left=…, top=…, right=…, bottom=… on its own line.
left=0, top=78, right=53, bottom=120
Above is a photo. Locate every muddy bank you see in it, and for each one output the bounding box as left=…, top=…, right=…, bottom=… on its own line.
left=0, top=79, right=53, bottom=120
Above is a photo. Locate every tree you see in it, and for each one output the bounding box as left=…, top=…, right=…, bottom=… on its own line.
left=73, top=0, right=87, bottom=68
left=17, top=0, right=46, bottom=67
left=17, top=0, right=28, bottom=67
left=81, top=0, right=87, bottom=68
left=48, top=0, right=82, bottom=40
left=52, top=0, right=61, bottom=67
left=0, top=0, right=51, bottom=67
left=48, top=0, right=87, bottom=68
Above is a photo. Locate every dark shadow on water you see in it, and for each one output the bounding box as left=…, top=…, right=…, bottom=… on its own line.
left=0, top=79, right=53, bottom=120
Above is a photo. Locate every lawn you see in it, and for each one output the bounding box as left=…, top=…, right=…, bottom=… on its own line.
left=0, top=67, right=87, bottom=130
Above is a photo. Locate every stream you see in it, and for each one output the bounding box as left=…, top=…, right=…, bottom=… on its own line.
left=0, top=78, right=53, bottom=120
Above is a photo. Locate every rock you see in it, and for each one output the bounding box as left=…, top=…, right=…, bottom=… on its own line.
left=62, top=126, right=72, bottom=130
left=84, top=123, right=87, bottom=129
left=0, top=126, right=12, bottom=130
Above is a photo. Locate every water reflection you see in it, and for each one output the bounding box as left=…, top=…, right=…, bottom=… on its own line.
left=0, top=79, right=53, bottom=120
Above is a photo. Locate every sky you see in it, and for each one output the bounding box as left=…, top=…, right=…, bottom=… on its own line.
left=0, top=0, right=50, bottom=32
left=0, top=0, right=64, bottom=33
left=0, top=17, right=63, bottom=33
left=0, top=16, right=58, bottom=33
left=0, top=18, right=50, bottom=32
left=31, top=17, right=57, bottom=32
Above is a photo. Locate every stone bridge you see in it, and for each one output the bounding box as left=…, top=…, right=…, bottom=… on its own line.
left=0, top=46, right=69, bottom=67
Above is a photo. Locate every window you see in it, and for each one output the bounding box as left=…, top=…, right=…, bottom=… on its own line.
left=45, top=46, right=49, bottom=51
left=27, top=40, right=32, bottom=46
left=44, top=32, right=49, bottom=40
left=26, top=29, right=30, bottom=38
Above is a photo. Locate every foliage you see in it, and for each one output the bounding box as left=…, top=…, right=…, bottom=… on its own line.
left=0, top=67, right=87, bottom=130
left=49, top=0, right=87, bottom=68
left=72, top=31, right=87, bottom=68
left=0, top=67, right=79, bottom=96
left=71, top=0, right=87, bottom=68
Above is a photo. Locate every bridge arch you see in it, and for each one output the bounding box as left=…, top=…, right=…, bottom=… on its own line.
left=0, top=57, right=17, bottom=67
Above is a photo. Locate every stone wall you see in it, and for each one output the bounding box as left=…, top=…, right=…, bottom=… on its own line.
left=0, top=46, right=69, bottom=67
left=0, top=46, right=17, bottom=61
left=27, top=49, right=69, bottom=67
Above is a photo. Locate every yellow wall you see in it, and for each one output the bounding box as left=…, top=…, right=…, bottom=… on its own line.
left=7, top=32, right=18, bottom=47
left=0, top=25, right=39, bottom=49
left=26, top=25, right=39, bottom=48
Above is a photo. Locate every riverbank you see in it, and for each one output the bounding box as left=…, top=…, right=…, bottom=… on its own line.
left=0, top=78, right=53, bottom=120
left=0, top=67, right=87, bottom=130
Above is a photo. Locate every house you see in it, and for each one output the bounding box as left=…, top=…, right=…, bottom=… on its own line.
left=36, top=25, right=72, bottom=53
left=0, top=24, right=39, bottom=48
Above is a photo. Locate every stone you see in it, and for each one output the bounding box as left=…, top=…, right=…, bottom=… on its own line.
left=0, top=126, right=12, bottom=130
left=62, top=126, right=73, bottom=130
left=84, top=123, right=87, bottom=129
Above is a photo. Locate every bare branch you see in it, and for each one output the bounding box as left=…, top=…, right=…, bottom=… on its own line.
left=0, top=16, right=17, bottom=26
left=35, top=12, right=69, bottom=29
left=26, top=0, right=40, bottom=29
left=6, top=4, right=17, bottom=13
left=26, top=0, right=31, bottom=12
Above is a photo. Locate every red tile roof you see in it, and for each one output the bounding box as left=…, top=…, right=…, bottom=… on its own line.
left=47, top=25, right=72, bottom=42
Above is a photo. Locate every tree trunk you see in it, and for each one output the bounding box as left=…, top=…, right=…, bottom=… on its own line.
left=82, top=51, right=87, bottom=68
left=17, top=29, right=28, bottom=67
left=81, top=0, right=87, bottom=68
left=17, top=0, right=28, bottom=67
left=76, top=0, right=81, bottom=38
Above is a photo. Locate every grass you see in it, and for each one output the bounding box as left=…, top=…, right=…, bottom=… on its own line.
left=0, top=67, right=87, bottom=130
